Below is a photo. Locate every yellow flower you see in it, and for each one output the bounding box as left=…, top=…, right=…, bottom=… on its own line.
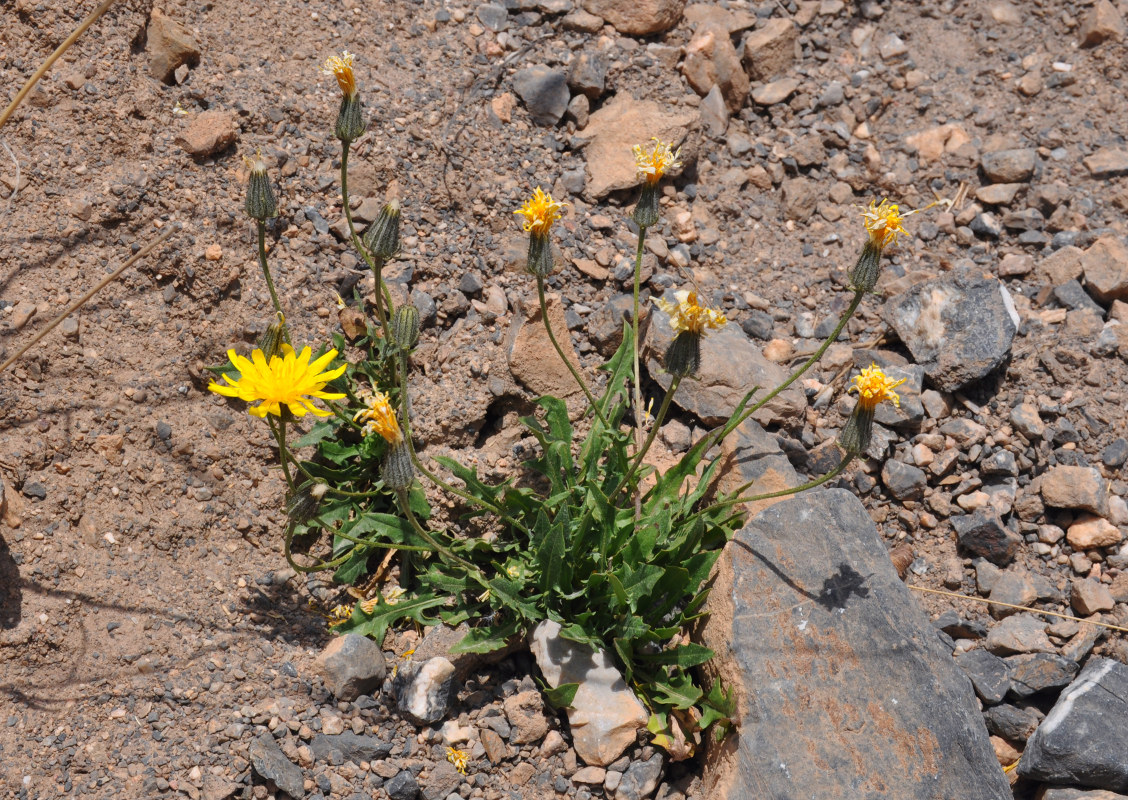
left=322, top=51, right=358, bottom=98
left=353, top=388, right=402, bottom=444
left=633, top=137, right=682, bottom=185
left=859, top=198, right=925, bottom=250
left=446, top=747, right=469, bottom=775
left=848, top=363, right=907, bottom=410
left=655, top=290, right=727, bottom=336
left=208, top=344, right=346, bottom=419
left=514, top=187, right=567, bottom=237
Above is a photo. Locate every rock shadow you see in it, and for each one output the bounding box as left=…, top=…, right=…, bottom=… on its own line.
left=0, top=533, right=20, bottom=630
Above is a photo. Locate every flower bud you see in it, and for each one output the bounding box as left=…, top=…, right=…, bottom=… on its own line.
left=632, top=183, right=660, bottom=229
left=382, top=438, right=415, bottom=490
left=849, top=240, right=882, bottom=294
left=256, top=313, right=289, bottom=360
left=664, top=331, right=701, bottom=378
left=839, top=402, right=875, bottom=456
left=287, top=480, right=329, bottom=526
left=335, top=94, right=366, bottom=143
left=244, top=150, right=278, bottom=221
left=362, top=199, right=401, bottom=261
left=391, top=304, right=421, bottom=352
left=525, top=232, right=554, bottom=277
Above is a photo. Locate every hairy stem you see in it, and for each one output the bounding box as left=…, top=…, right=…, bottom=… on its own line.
left=256, top=221, right=287, bottom=333
left=536, top=276, right=609, bottom=428
left=340, top=142, right=392, bottom=337
left=630, top=226, right=647, bottom=453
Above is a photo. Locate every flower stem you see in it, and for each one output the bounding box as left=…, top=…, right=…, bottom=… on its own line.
left=340, top=142, right=392, bottom=338
left=615, top=374, right=681, bottom=497
left=535, top=276, right=610, bottom=428
left=268, top=417, right=296, bottom=493
left=256, top=221, right=288, bottom=340
left=630, top=226, right=647, bottom=453
left=395, top=488, right=484, bottom=579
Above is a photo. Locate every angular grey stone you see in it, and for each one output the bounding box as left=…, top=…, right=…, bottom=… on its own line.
left=981, top=148, right=1037, bottom=183
left=310, top=732, right=392, bottom=764
left=881, top=459, right=927, bottom=500
left=392, top=656, right=456, bottom=725
left=313, top=633, right=387, bottom=701
left=955, top=649, right=1011, bottom=705
left=615, top=755, right=664, bottom=800
left=1020, top=658, right=1128, bottom=790
left=1005, top=653, right=1079, bottom=698
left=985, top=613, right=1054, bottom=655
left=386, top=769, right=420, bottom=800
left=419, top=761, right=461, bottom=800
left=984, top=702, right=1044, bottom=742
left=476, top=3, right=509, bottom=31
left=952, top=511, right=1021, bottom=565
left=883, top=267, right=1018, bottom=392
left=1054, top=279, right=1105, bottom=314
left=567, top=50, right=608, bottom=99
left=715, top=418, right=800, bottom=518
left=249, top=733, right=305, bottom=798
left=513, top=65, right=571, bottom=126
left=697, top=489, right=1010, bottom=800
left=1042, top=789, right=1128, bottom=800
left=644, top=295, right=805, bottom=429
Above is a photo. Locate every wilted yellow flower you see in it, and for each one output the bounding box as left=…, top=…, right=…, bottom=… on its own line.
left=446, top=747, right=469, bottom=775
left=859, top=198, right=924, bottom=250
left=514, top=187, right=567, bottom=237
left=322, top=51, right=358, bottom=98
left=848, top=364, right=907, bottom=410
left=353, top=388, right=402, bottom=444
left=633, top=138, right=682, bottom=186
left=656, top=290, right=727, bottom=336
left=208, top=345, right=346, bottom=419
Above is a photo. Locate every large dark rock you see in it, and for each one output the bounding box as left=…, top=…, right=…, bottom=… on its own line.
left=697, top=489, right=1010, bottom=800
left=248, top=733, right=305, bottom=798
left=955, top=649, right=1011, bottom=705
left=310, top=732, right=392, bottom=764
left=883, top=267, right=1018, bottom=391
left=512, top=65, right=571, bottom=126
left=1019, top=657, right=1128, bottom=790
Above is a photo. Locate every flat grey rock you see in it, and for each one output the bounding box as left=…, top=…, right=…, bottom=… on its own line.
left=512, top=65, right=570, bottom=126
left=697, top=489, right=1010, bottom=800
left=309, top=732, right=392, bottom=764
left=248, top=733, right=305, bottom=798
left=883, top=267, right=1017, bottom=391
left=1019, top=657, right=1128, bottom=790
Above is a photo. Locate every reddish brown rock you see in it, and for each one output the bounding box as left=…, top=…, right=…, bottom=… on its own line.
left=582, top=0, right=685, bottom=35
left=742, top=18, right=798, bottom=80
left=1079, top=0, right=1125, bottom=46
left=1082, top=235, right=1128, bottom=304
left=147, top=9, right=201, bottom=83
left=176, top=110, right=238, bottom=158
left=681, top=25, right=749, bottom=111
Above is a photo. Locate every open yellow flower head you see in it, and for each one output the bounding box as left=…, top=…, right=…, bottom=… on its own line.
left=209, top=344, right=346, bottom=418
left=634, top=137, right=682, bottom=186
left=322, top=51, right=358, bottom=98
left=860, top=198, right=926, bottom=250
left=656, top=290, right=727, bottom=336
left=243, top=147, right=268, bottom=175
left=514, top=187, right=566, bottom=237
left=848, top=363, right=907, bottom=410
left=353, top=388, right=402, bottom=444
left=446, top=747, right=469, bottom=775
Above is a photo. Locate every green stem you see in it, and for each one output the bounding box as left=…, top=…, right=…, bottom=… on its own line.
left=735, top=289, right=864, bottom=430
left=395, top=488, right=484, bottom=578
left=257, top=221, right=288, bottom=340
left=340, top=142, right=392, bottom=338
left=694, top=454, right=856, bottom=525
left=614, top=374, right=681, bottom=497
left=536, top=276, right=610, bottom=428
left=268, top=417, right=296, bottom=493
left=630, top=226, right=646, bottom=453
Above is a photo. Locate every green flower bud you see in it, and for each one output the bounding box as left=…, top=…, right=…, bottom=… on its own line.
left=391, top=304, right=421, bottom=352
left=382, top=438, right=415, bottom=490
left=362, top=200, right=401, bottom=261
left=849, top=240, right=883, bottom=294
left=244, top=150, right=278, bottom=221
left=256, top=313, right=289, bottom=360
left=526, top=232, right=554, bottom=277
left=335, top=94, right=366, bottom=143
left=839, top=402, right=875, bottom=456
left=632, top=182, right=661, bottom=229
left=664, top=331, right=702, bottom=378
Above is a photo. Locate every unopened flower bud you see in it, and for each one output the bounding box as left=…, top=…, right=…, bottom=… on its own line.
left=525, top=232, right=554, bottom=277
left=256, top=313, right=289, bottom=360
left=362, top=200, right=401, bottom=261
left=838, top=402, right=875, bottom=456
left=287, top=480, right=329, bottom=526
left=664, top=331, right=701, bottom=378
left=632, top=183, right=660, bottom=229
left=849, top=240, right=882, bottom=294
left=382, top=438, right=415, bottom=490
left=244, top=150, right=278, bottom=221
left=335, top=94, right=366, bottom=143
left=391, top=304, right=420, bottom=352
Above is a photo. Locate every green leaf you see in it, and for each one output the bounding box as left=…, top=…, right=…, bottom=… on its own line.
left=332, top=548, right=370, bottom=584
left=291, top=420, right=338, bottom=449
left=345, top=594, right=447, bottom=645
left=651, top=671, right=704, bottom=711
left=534, top=507, right=569, bottom=594
left=699, top=680, right=736, bottom=733
left=542, top=682, right=580, bottom=709
left=636, top=643, right=714, bottom=668
left=450, top=619, right=521, bottom=654
left=487, top=576, right=539, bottom=621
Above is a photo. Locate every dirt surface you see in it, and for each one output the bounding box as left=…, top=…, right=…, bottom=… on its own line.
left=2, top=0, right=1128, bottom=798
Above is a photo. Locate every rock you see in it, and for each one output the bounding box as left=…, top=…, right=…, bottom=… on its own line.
left=952, top=512, right=1021, bottom=565
left=904, top=124, right=971, bottom=162
left=476, top=3, right=509, bottom=31
left=249, top=734, right=305, bottom=798
left=1084, top=148, right=1128, bottom=178
left=480, top=728, right=508, bottom=763
left=985, top=613, right=1053, bottom=655
left=392, top=656, right=456, bottom=725
left=1072, top=579, right=1116, bottom=615
left=780, top=176, right=820, bottom=221
left=881, top=460, right=927, bottom=501
left=506, top=293, right=584, bottom=399
left=9, top=300, right=36, bottom=331
left=883, top=267, right=1018, bottom=392
left=1009, top=403, right=1045, bottom=439
left=742, top=18, right=799, bottom=80
left=681, top=25, right=749, bottom=111
left=1006, top=653, right=1079, bottom=698
left=1042, top=789, right=1128, bottom=800
left=1020, top=658, right=1128, bottom=790
left=512, top=65, right=570, bottom=126
left=572, top=766, right=607, bottom=784
left=1040, top=466, right=1109, bottom=517
left=567, top=51, right=608, bottom=99
left=697, top=489, right=1010, bottom=800
left=984, top=703, right=1044, bottom=742
left=176, top=110, right=238, bottom=158
left=419, top=761, right=461, bottom=800
left=146, top=9, right=200, bottom=83
left=751, top=77, right=799, bottom=106
left=998, top=253, right=1034, bottom=277
left=988, top=571, right=1037, bottom=618
left=386, top=769, right=420, bottom=800
left=975, top=183, right=1023, bottom=205
left=200, top=775, right=240, bottom=800
left=1039, top=245, right=1085, bottom=285
left=582, top=0, right=685, bottom=35
left=699, top=85, right=728, bottom=137
left=1081, top=235, right=1128, bottom=304
left=502, top=690, right=550, bottom=745
left=1067, top=515, right=1124, bottom=549
left=562, top=9, right=605, bottom=32
left=615, top=755, right=663, bottom=800
left=981, top=148, right=1037, bottom=183
left=643, top=296, right=805, bottom=429
left=310, top=732, right=392, bottom=764
left=955, top=649, right=1011, bottom=705
left=529, top=620, right=647, bottom=766
left=1102, top=438, right=1128, bottom=468
left=714, top=417, right=801, bottom=519
left=313, top=634, right=387, bottom=701
left=1080, top=0, right=1125, bottom=46
left=576, top=95, right=697, bottom=199
left=1055, top=279, right=1105, bottom=314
